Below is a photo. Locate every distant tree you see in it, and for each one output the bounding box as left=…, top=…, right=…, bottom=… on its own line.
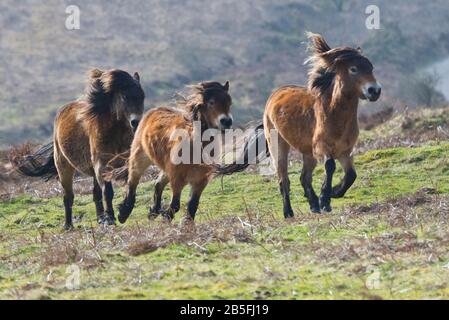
left=402, top=71, right=446, bottom=108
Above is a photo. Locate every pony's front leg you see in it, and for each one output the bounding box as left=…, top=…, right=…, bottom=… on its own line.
left=94, top=161, right=116, bottom=225
left=319, top=158, right=336, bottom=212
left=332, top=155, right=357, bottom=198
left=301, top=155, right=320, bottom=213
left=118, top=183, right=137, bottom=224
left=118, top=145, right=151, bottom=224
left=93, top=178, right=105, bottom=222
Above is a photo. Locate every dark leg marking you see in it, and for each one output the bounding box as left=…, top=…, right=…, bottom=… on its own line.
left=319, top=159, right=336, bottom=213
left=300, top=170, right=320, bottom=213
left=149, top=174, right=168, bottom=219
left=332, top=168, right=357, bottom=198
left=93, top=179, right=104, bottom=221
left=118, top=187, right=136, bottom=224
left=63, top=193, right=74, bottom=231
left=280, top=179, right=294, bottom=218
left=163, top=193, right=181, bottom=221
left=186, top=194, right=201, bottom=221
left=101, top=182, right=115, bottom=225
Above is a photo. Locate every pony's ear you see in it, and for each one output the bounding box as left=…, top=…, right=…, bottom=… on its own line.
left=356, top=47, right=363, bottom=54
left=133, top=72, right=140, bottom=83
left=88, top=68, right=104, bottom=80
left=306, top=32, right=332, bottom=55
left=223, top=81, right=230, bottom=92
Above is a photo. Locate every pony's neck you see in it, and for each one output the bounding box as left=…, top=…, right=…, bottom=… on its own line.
left=322, top=76, right=359, bottom=113
left=94, top=111, right=129, bottom=134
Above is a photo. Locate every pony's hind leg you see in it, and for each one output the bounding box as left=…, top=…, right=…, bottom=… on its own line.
left=332, top=155, right=357, bottom=198
left=118, top=146, right=151, bottom=224
left=301, top=154, right=320, bottom=213
left=55, top=155, right=76, bottom=230
left=269, top=134, right=294, bottom=219
left=319, top=158, right=336, bottom=212
left=162, top=178, right=185, bottom=222
left=148, top=172, right=169, bottom=220
left=185, top=178, right=208, bottom=222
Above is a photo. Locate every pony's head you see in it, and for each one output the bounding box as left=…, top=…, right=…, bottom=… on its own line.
left=306, top=33, right=381, bottom=102
left=83, top=69, right=145, bottom=132
left=184, top=81, right=233, bottom=131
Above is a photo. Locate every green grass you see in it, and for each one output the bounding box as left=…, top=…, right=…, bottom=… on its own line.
left=1, top=142, right=449, bottom=299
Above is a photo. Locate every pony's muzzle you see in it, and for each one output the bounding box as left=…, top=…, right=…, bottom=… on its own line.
left=363, top=83, right=382, bottom=102
left=219, top=116, right=233, bottom=130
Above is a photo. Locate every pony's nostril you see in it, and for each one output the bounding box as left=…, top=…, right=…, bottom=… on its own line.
left=368, top=87, right=375, bottom=95
left=220, top=117, right=232, bottom=128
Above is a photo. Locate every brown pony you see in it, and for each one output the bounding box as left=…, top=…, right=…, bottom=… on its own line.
left=12, top=69, right=145, bottom=229
left=218, top=33, right=381, bottom=218
left=117, top=81, right=233, bottom=224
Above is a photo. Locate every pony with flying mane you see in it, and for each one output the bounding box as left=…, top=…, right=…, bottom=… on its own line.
left=218, top=33, right=382, bottom=218
left=11, top=69, right=145, bottom=230
left=116, top=81, right=233, bottom=224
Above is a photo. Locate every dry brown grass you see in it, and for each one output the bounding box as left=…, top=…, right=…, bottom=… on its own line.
left=38, top=215, right=268, bottom=268
left=356, top=108, right=449, bottom=153
left=26, top=189, right=447, bottom=273
left=359, top=107, right=394, bottom=130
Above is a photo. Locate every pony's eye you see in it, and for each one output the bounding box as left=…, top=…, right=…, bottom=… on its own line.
left=349, top=66, right=358, bottom=74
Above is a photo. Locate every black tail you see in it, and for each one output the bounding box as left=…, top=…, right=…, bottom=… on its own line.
left=10, top=142, right=58, bottom=181
left=215, top=123, right=270, bottom=176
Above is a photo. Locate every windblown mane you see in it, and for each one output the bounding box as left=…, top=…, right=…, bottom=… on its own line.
left=80, top=68, right=144, bottom=121
left=305, top=32, right=366, bottom=97
left=175, top=81, right=227, bottom=122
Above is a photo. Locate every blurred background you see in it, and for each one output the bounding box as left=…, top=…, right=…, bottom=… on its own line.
left=1, top=0, right=448, bottom=147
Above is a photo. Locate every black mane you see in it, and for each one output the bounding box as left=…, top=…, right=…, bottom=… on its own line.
left=82, top=69, right=144, bottom=119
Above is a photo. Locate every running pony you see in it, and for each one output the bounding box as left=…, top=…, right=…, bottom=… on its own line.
left=117, top=81, right=233, bottom=224
left=12, top=69, right=145, bottom=229
left=218, top=33, right=382, bottom=218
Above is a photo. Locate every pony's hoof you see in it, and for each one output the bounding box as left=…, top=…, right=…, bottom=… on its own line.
left=97, top=216, right=115, bottom=226
left=148, top=207, right=161, bottom=220
left=161, top=210, right=174, bottom=223
left=319, top=196, right=332, bottom=213
left=283, top=210, right=294, bottom=219
left=118, top=212, right=129, bottom=224
left=310, top=206, right=321, bottom=214
left=118, top=202, right=134, bottom=224
left=320, top=202, right=332, bottom=213
left=180, top=216, right=195, bottom=230
left=331, top=188, right=344, bottom=199
left=64, top=223, right=74, bottom=231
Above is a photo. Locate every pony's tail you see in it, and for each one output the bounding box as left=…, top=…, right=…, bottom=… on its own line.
left=9, top=142, right=58, bottom=181
left=215, top=123, right=269, bottom=176
left=103, top=150, right=130, bottom=184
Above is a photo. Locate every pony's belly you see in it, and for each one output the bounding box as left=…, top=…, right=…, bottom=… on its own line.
left=58, top=135, right=94, bottom=175
left=279, top=127, right=313, bottom=155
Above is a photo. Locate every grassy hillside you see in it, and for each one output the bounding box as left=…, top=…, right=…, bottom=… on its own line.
left=1, top=0, right=449, bottom=146
left=1, top=141, right=449, bottom=299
